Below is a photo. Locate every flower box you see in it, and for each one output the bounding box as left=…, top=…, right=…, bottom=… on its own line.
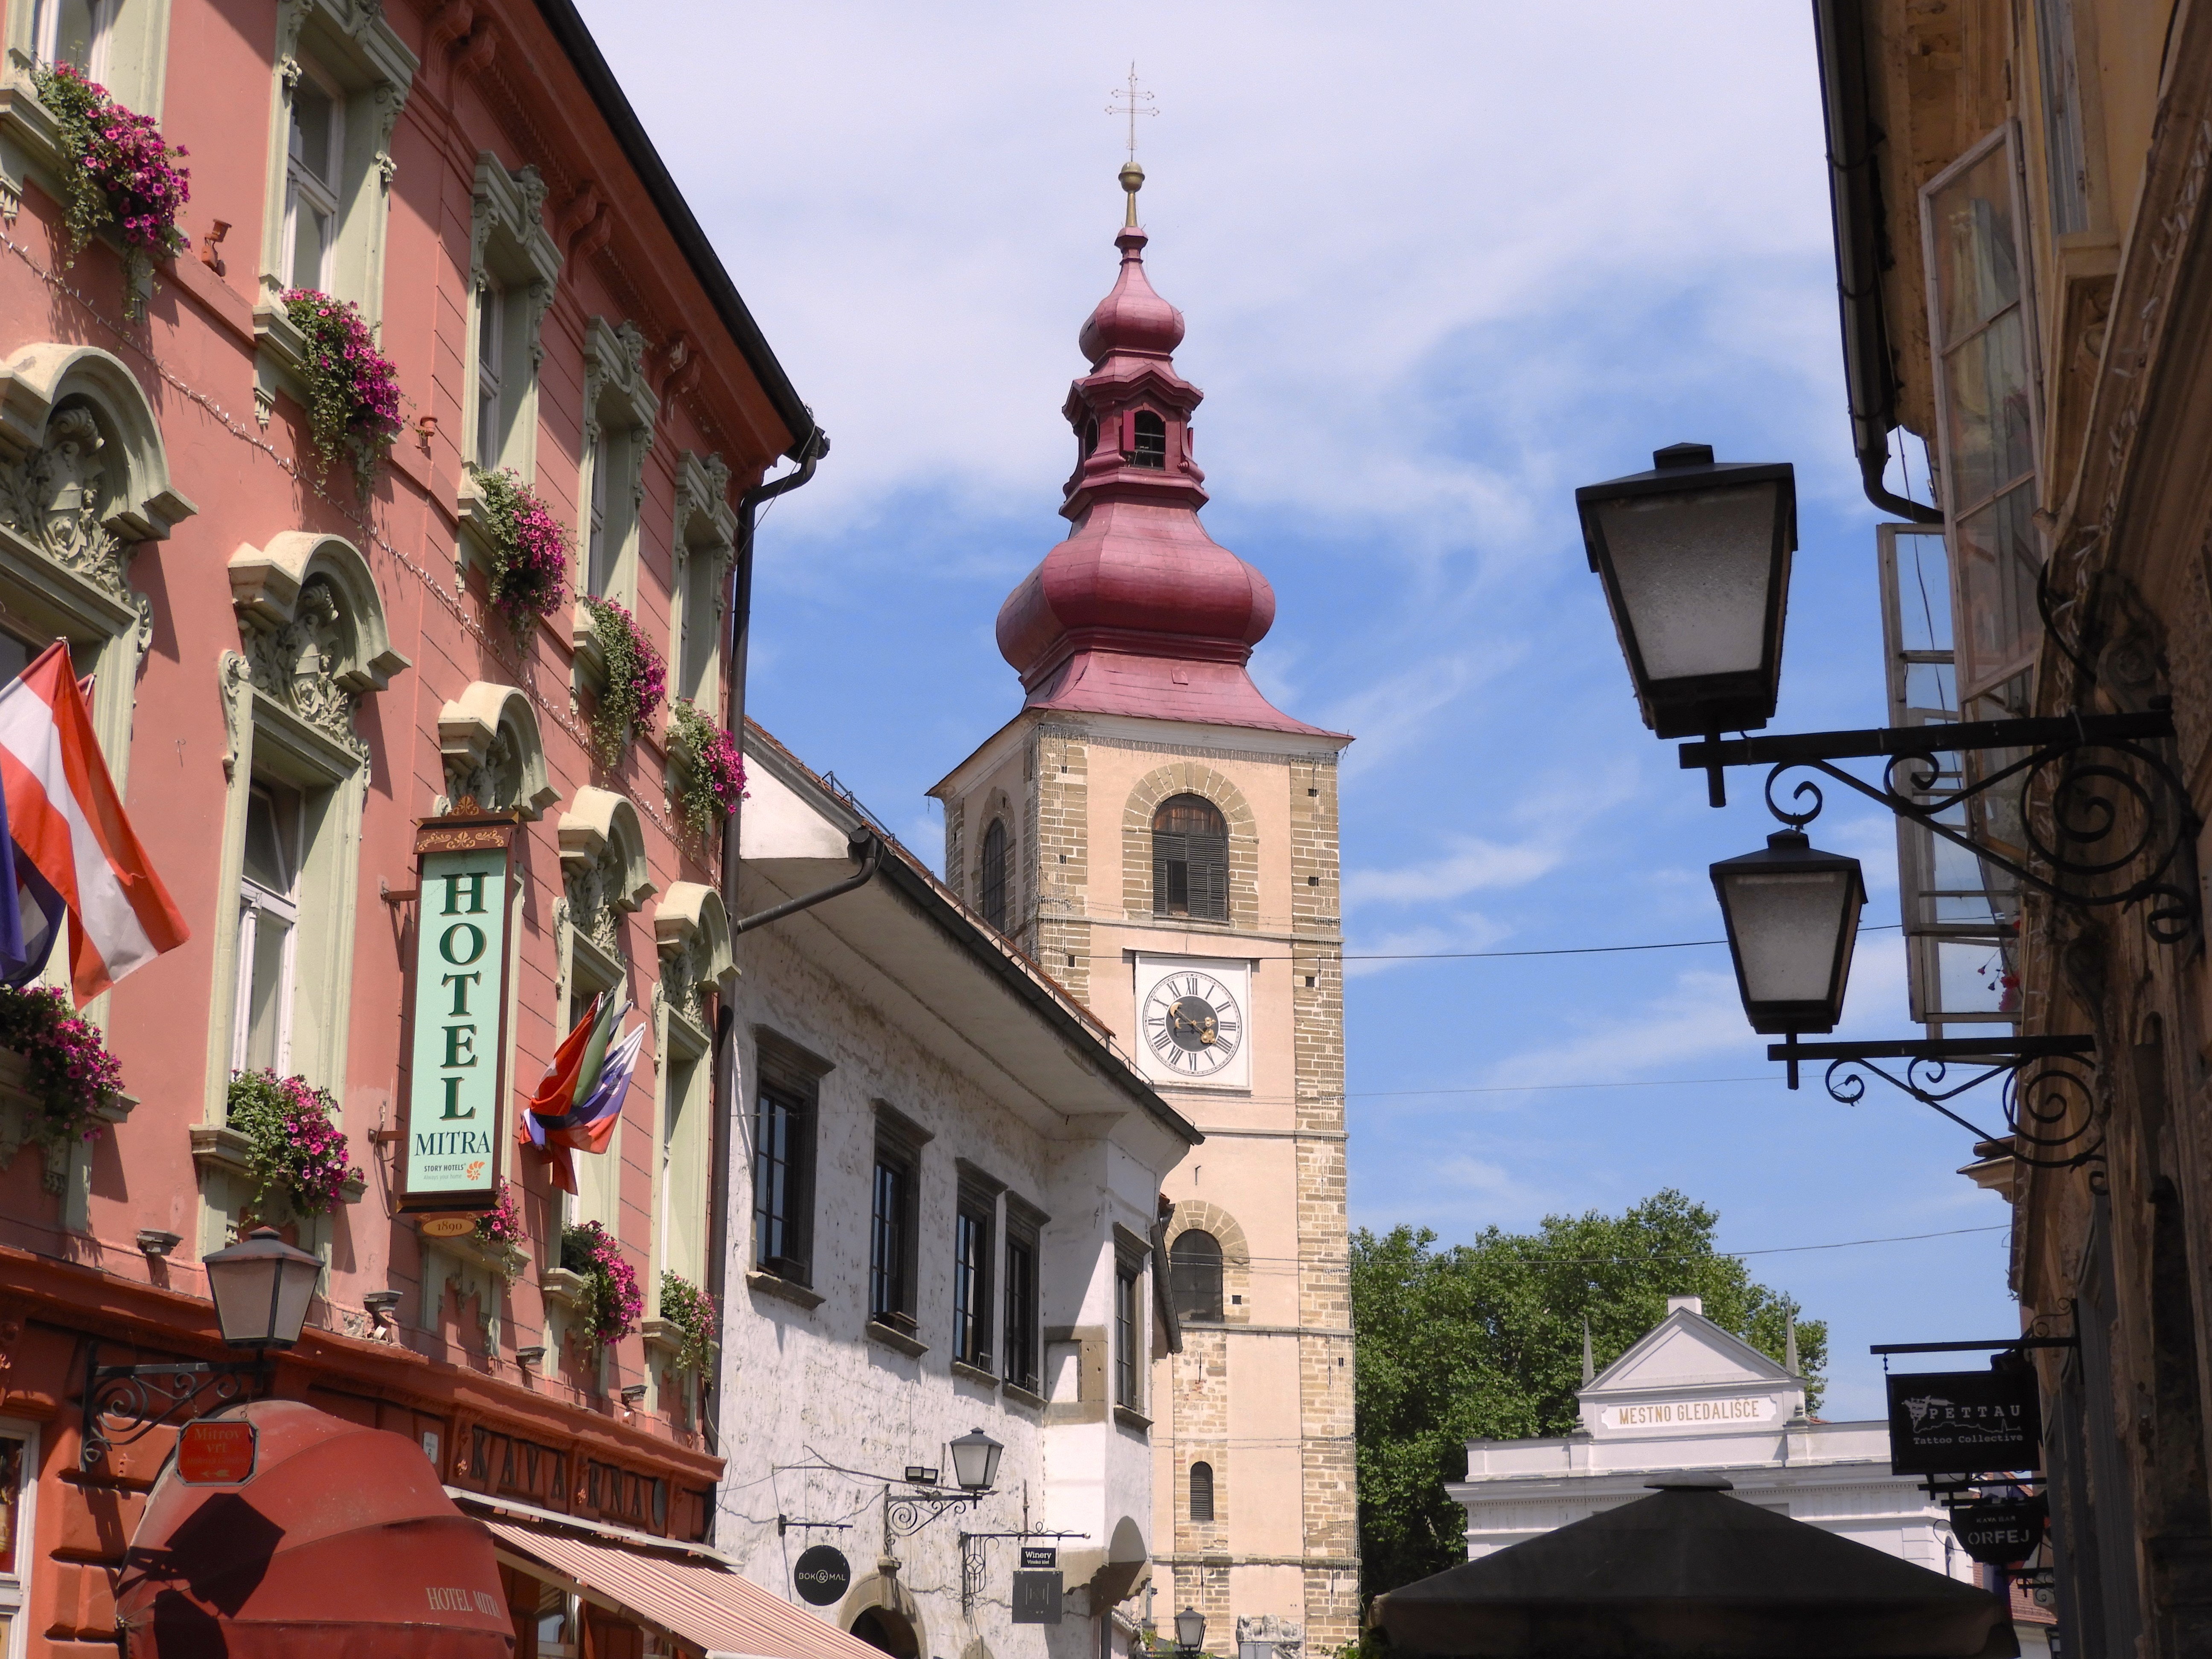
left=541, top=1266, right=587, bottom=1310
left=640, top=1317, right=683, bottom=1360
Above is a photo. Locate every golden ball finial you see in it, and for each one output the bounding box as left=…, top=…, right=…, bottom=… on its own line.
left=1119, top=160, right=1145, bottom=195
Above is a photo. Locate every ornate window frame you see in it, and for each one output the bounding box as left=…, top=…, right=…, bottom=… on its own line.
left=250, top=0, right=416, bottom=428
left=201, top=530, right=406, bottom=1254
left=459, top=151, right=561, bottom=491
left=437, top=680, right=557, bottom=819
left=0, top=0, right=174, bottom=222
left=669, top=450, right=733, bottom=707
left=643, top=880, right=730, bottom=1411
left=555, top=786, right=652, bottom=1234
left=572, top=317, right=657, bottom=636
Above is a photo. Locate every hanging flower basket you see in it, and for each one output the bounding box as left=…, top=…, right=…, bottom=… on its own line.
left=473, top=1178, right=529, bottom=1282
left=657, top=1271, right=718, bottom=1375
left=579, top=595, right=666, bottom=765
left=666, top=699, right=745, bottom=841
left=32, top=62, right=189, bottom=319
left=282, top=288, right=402, bottom=497
left=559, top=1220, right=640, bottom=1351
left=226, top=1070, right=359, bottom=1221
left=0, top=984, right=125, bottom=1162
left=467, top=465, right=569, bottom=629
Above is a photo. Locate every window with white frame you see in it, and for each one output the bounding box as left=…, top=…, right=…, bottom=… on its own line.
left=475, top=283, right=505, bottom=472
left=1921, top=127, right=2043, bottom=703
left=29, top=0, right=110, bottom=74
left=233, top=778, right=304, bottom=1074
left=585, top=431, right=613, bottom=596
left=0, top=1421, right=35, bottom=1659
left=283, top=63, right=343, bottom=294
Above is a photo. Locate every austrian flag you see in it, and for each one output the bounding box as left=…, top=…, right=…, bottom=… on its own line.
left=0, top=643, right=189, bottom=1004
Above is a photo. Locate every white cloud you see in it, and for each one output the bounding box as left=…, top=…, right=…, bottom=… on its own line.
left=1345, top=838, right=1564, bottom=910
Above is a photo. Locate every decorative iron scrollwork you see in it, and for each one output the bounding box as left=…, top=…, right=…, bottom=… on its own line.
left=80, top=1350, right=261, bottom=1472
left=1780, top=1035, right=2102, bottom=1170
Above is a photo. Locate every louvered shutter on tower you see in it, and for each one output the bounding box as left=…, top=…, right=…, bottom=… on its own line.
left=1187, top=828, right=1228, bottom=920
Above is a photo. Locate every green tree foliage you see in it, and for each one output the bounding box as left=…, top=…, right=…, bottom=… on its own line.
left=1350, top=1189, right=1827, bottom=1599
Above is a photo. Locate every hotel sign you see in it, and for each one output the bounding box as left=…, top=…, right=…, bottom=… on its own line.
left=399, top=811, right=518, bottom=1212
left=1602, top=1396, right=1775, bottom=1430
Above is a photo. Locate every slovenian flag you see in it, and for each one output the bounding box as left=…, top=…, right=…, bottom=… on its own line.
left=518, top=993, right=644, bottom=1192
left=0, top=643, right=188, bottom=1004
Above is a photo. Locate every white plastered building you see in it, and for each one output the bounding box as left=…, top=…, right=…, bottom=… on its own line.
left=1446, top=1297, right=2052, bottom=1659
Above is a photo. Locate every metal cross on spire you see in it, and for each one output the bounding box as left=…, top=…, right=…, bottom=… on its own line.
left=1106, top=62, right=1156, bottom=163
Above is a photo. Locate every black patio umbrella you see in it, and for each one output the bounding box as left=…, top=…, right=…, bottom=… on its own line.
left=1372, top=1476, right=2017, bottom=1659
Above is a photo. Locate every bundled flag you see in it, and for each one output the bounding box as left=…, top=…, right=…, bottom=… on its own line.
left=0, top=642, right=187, bottom=1002
left=517, top=992, right=645, bottom=1192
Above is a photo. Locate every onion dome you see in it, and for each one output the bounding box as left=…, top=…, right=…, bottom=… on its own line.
left=992, top=168, right=1338, bottom=739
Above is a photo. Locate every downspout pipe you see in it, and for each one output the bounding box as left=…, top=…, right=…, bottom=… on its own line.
left=1813, top=0, right=1944, bottom=526
left=701, top=425, right=826, bottom=1484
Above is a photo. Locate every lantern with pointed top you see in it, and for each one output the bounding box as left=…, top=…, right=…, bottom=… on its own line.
left=948, top=1426, right=1004, bottom=1493
left=1577, top=442, right=1797, bottom=739
left=1175, top=1608, right=1207, bottom=1655
left=1711, top=830, right=1867, bottom=1036
left=202, top=1226, right=324, bottom=1350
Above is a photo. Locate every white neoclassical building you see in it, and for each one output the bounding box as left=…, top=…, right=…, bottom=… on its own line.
left=1445, top=1298, right=2054, bottom=1658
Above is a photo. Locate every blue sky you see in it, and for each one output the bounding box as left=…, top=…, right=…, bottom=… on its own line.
left=582, top=1, right=2016, bottom=1418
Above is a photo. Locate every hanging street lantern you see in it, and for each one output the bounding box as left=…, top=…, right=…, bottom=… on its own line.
left=949, top=1427, right=1005, bottom=1493
left=1711, top=830, right=1866, bottom=1038
left=1576, top=442, right=1797, bottom=743
left=204, top=1226, right=326, bottom=1350
left=1175, top=1607, right=1207, bottom=1656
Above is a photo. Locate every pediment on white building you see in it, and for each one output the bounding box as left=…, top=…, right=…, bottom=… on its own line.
left=1577, top=1302, right=1805, bottom=1441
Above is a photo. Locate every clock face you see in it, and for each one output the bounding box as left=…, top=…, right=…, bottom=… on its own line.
left=1141, top=969, right=1243, bottom=1078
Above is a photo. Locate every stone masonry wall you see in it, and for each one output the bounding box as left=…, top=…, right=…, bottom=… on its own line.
left=1031, top=729, right=1091, bottom=1004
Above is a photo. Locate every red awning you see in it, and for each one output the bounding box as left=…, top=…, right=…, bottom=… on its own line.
left=477, top=1509, right=888, bottom=1659
left=117, top=1399, right=514, bottom=1658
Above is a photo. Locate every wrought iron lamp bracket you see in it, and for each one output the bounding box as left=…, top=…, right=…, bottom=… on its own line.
left=80, top=1345, right=265, bottom=1472
left=1681, top=709, right=2200, bottom=944
left=884, top=1483, right=984, bottom=1543
left=1769, top=1033, right=2102, bottom=1168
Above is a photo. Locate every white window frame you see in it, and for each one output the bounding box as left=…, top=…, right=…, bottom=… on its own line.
left=0, top=1417, right=41, bottom=1659
left=281, top=59, right=345, bottom=295
left=585, top=430, right=611, bottom=597
left=232, top=779, right=303, bottom=1076
left=29, top=0, right=111, bottom=76
left=475, top=281, right=505, bottom=472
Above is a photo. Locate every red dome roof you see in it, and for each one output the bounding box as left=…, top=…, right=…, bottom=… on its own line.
left=1078, top=227, right=1186, bottom=364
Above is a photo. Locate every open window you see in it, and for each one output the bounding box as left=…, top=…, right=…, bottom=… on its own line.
left=1131, top=409, right=1167, bottom=469
left=1876, top=523, right=2020, bottom=1033
left=577, top=319, right=657, bottom=606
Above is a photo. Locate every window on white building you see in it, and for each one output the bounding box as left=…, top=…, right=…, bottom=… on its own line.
left=1004, top=1201, right=1042, bottom=1393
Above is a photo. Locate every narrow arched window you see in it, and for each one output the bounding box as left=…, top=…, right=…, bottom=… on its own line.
left=1132, top=410, right=1167, bottom=469
left=1171, top=1229, right=1225, bottom=1321
left=1083, top=418, right=1099, bottom=457
left=980, top=818, right=1009, bottom=932
left=1189, top=1461, right=1215, bottom=1523
left=1153, top=795, right=1228, bottom=921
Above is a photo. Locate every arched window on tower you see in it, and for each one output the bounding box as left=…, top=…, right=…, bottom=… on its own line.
left=980, top=818, right=1010, bottom=932
left=1153, top=795, right=1228, bottom=921
left=1170, top=1229, right=1225, bottom=1322
left=1189, top=1461, right=1215, bottom=1524
left=1083, top=417, right=1099, bottom=457
left=1132, top=410, right=1167, bottom=469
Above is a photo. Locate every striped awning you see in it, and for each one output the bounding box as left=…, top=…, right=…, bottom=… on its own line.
left=480, top=1514, right=887, bottom=1659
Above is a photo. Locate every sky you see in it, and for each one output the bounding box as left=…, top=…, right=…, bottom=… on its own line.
left=577, top=1, right=2015, bottom=1419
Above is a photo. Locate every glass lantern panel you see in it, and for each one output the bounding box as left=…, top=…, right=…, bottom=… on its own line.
left=273, top=1255, right=321, bottom=1345
left=1594, top=482, right=1779, bottom=684
left=210, top=1256, right=281, bottom=1345
left=1724, top=868, right=1858, bottom=1007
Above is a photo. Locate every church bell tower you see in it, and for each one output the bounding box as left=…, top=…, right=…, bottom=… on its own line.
left=930, top=162, right=1357, bottom=1657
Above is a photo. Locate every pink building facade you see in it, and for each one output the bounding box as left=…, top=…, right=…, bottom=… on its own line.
left=0, top=0, right=813, bottom=1652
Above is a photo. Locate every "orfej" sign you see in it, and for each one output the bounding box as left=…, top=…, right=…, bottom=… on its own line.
left=1602, top=1396, right=1776, bottom=1430
left=399, top=811, right=518, bottom=1212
